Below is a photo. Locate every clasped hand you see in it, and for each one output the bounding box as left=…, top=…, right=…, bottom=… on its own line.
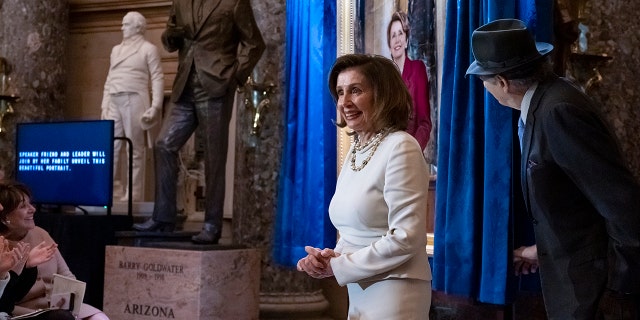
left=296, top=246, right=339, bottom=279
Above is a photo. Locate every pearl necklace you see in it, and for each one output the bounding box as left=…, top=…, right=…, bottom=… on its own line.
left=350, top=129, right=390, bottom=171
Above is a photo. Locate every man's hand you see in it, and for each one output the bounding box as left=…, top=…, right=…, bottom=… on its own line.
left=513, top=245, right=538, bottom=275
left=162, top=26, right=185, bottom=51
left=141, top=107, right=160, bottom=129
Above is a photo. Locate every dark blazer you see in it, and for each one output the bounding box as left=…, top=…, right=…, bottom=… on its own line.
left=0, top=267, right=37, bottom=315
left=161, top=0, right=265, bottom=102
left=521, top=76, right=640, bottom=319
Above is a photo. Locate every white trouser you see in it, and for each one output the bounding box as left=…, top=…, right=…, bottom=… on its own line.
left=346, top=278, right=431, bottom=320
left=106, top=92, right=146, bottom=201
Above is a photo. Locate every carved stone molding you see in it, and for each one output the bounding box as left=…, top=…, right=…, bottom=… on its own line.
left=260, top=291, right=331, bottom=320
left=69, top=0, right=171, bottom=12
left=69, top=0, right=171, bottom=33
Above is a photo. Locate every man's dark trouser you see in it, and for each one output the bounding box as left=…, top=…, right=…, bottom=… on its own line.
left=151, top=84, right=234, bottom=230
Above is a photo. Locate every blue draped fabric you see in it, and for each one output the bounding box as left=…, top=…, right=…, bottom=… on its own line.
left=433, top=0, right=553, bottom=304
left=273, top=0, right=337, bottom=266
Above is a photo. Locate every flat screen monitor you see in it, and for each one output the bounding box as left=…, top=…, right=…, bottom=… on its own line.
left=15, top=120, right=114, bottom=208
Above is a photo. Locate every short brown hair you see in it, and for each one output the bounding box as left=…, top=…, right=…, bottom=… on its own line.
left=0, top=181, right=32, bottom=233
left=328, top=54, right=412, bottom=132
left=387, top=11, right=410, bottom=49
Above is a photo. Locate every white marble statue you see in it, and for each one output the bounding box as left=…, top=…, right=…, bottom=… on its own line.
left=101, top=11, right=164, bottom=202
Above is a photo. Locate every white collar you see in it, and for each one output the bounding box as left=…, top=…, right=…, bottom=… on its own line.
left=121, top=34, right=144, bottom=46
left=520, top=82, right=538, bottom=125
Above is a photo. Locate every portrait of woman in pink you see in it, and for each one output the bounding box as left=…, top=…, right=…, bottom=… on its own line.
left=387, top=11, right=432, bottom=151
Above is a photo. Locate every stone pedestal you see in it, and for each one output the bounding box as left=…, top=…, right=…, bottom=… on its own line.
left=103, top=244, right=261, bottom=320
left=115, top=230, right=197, bottom=247
left=260, top=290, right=332, bottom=320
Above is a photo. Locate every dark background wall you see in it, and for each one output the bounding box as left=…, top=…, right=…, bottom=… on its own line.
left=579, top=0, right=640, bottom=181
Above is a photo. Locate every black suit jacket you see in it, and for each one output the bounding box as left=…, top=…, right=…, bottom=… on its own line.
left=521, top=76, right=640, bottom=319
left=162, top=0, right=265, bottom=102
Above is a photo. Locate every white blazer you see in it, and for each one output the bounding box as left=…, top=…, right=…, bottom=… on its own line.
left=329, top=131, right=432, bottom=286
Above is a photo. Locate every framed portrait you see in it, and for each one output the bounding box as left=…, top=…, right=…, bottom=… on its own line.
left=336, top=0, right=438, bottom=169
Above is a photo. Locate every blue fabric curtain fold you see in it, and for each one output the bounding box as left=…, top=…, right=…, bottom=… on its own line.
left=273, top=0, right=337, bottom=266
left=434, top=0, right=552, bottom=305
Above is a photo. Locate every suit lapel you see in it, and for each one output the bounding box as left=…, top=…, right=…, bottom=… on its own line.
left=112, top=38, right=144, bottom=68
left=520, top=102, right=535, bottom=212
left=193, top=0, right=222, bottom=36
left=520, top=79, right=554, bottom=211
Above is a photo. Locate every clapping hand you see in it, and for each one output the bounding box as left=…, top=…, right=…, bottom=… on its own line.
left=0, top=236, right=28, bottom=277
left=25, top=241, right=57, bottom=268
left=296, top=246, right=339, bottom=279
left=513, top=244, right=538, bottom=276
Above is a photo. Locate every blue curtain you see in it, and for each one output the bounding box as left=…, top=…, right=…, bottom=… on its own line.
left=433, top=0, right=553, bottom=305
left=273, top=0, right=337, bottom=266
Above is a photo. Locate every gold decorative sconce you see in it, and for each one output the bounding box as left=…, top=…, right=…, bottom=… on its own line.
left=240, top=76, right=276, bottom=136
left=559, top=0, right=613, bottom=93
left=0, top=57, right=19, bottom=133
left=568, top=52, right=613, bottom=93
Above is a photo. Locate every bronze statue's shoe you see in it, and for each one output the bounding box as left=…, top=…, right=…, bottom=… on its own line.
left=132, top=218, right=175, bottom=232
left=191, top=223, right=221, bottom=244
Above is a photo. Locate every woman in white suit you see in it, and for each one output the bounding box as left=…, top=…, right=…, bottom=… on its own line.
left=297, top=54, right=432, bottom=319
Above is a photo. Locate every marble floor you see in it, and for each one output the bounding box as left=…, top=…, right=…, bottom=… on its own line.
left=429, top=291, right=547, bottom=320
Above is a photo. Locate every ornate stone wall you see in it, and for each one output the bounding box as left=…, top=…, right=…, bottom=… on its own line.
left=579, top=1, right=640, bottom=180
left=232, top=1, right=331, bottom=316
left=0, top=0, right=68, bottom=177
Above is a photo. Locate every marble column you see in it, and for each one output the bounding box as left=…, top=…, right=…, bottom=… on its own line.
left=579, top=0, right=640, bottom=181
left=0, top=0, right=68, bottom=177
left=407, top=0, right=438, bottom=165
left=232, top=1, right=331, bottom=319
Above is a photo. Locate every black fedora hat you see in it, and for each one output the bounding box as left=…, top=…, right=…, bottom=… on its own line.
left=466, top=19, right=553, bottom=76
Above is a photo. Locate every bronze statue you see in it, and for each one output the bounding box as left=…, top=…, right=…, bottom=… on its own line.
left=133, top=0, right=265, bottom=244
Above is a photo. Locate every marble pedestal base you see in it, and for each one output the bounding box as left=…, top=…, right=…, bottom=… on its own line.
left=115, top=230, right=198, bottom=247
left=103, top=245, right=260, bottom=320
left=260, top=290, right=332, bottom=320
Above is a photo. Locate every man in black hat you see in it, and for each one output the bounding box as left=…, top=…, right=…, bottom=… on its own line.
left=467, top=19, right=640, bottom=319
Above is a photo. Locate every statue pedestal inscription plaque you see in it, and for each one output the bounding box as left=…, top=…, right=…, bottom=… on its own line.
left=103, top=245, right=260, bottom=320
